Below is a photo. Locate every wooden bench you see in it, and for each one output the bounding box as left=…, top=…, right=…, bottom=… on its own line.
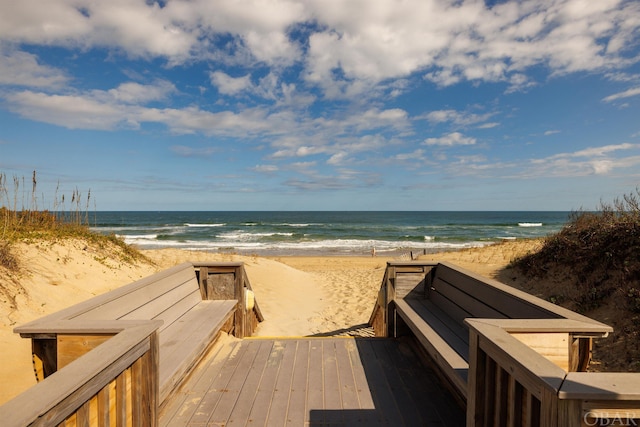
left=370, top=261, right=613, bottom=401
left=15, top=261, right=263, bottom=404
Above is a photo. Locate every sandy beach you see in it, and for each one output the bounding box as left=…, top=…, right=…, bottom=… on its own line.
left=0, top=239, right=541, bottom=404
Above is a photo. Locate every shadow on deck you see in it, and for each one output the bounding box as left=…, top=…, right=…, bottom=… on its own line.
left=159, top=336, right=465, bottom=426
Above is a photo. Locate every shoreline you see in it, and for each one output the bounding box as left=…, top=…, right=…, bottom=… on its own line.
left=0, top=238, right=542, bottom=404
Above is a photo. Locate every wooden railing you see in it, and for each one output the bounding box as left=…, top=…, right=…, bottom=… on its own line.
left=467, top=319, right=640, bottom=427
left=368, top=261, right=435, bottom=337
left=0, top=262, right=264, bottom=426
left=0, top=321, right=161, bottom=426
left=193, top=262, right=264, bottom=338
left=370, top=262, right=640, bottom=426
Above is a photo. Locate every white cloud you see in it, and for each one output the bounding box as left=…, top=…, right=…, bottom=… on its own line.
left=0, top=0, right=305, bottom=65
left=477, top=122, right=500, bottom=129
left=7, top=90, right=127, bottom=130
left=107, top=81, right=176, bottom=104
left=424, top=109, right=494, bottom=127
left=327, top=152, right=348, bottom=165
left=210, top=72, right=252, bottom=95
left=5, top=88, right=281, bottom=136
left=528, top=143, right=640, bottom=176
left=0, top=0, right=638, bottom=99
left=602, top=87, right=640, bottom=102
left=544, top=130, right=561, bottom=136
left=571, top=143, right=637, bottom=157
left=0, top=47, right=68, bottom=88
left=170, top=145, right=218, bottom=157
left=424, top=132, right=477, bottom=146
left=253, top=164, right=279, bottom=173
left=305, top=0, right=640, bottom=95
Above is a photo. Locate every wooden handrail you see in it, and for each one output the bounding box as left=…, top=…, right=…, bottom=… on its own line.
left=466, top=319, right=640, bottom=427
left=0, top=321, right=161, bottom=427
left=368, top=261, right=439, bottom=335
left=192, top=261, right=263, bottom=338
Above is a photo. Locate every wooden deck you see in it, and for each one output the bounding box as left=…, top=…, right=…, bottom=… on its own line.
left=159, top=337, right=465, bottom=426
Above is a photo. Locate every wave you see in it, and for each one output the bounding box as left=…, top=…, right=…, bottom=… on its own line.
left=121, top=235, right=490, bottom=255
left=518, top=222, right=543, bottom=227
left=185, top=223, right=226, bottom=227
left=119, top=234, right=158, bottom=240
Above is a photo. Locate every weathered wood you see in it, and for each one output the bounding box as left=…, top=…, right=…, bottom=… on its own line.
left=408, top=298, right=469, bottom=351
left=394, top=272, right=427, bottom=299
left=569, top=336, right=592, bottom=372
left=559, top=372, right=640, bottom=400
left=436, top=263, right=554, bottom=320
left=57, top=334, right=113, bottom=370
left=7, top=262, right=264, bottom=427
left=510, top=332, right=570, bottom=371
left=197, top=266, right=208, bottom=299
left=431, top=276, right=508, bottom=320
left=205, top=272, right=235, bottom=300
left=373, top=261, right=615, bottom=408
left=394, top=298, right=468, bottom=397
left=158, top=300, right=236, bottom=403
left=469, top=321, right=567, bottom=398
left=160, top=337, right=466, bottom=426
left=466, top=330, right=483, bottom=427
left=32, top=338, right=57, bottom=381
left=15, top=263, right=197, bottom=335
left=0, top=322, right=160, bottom=427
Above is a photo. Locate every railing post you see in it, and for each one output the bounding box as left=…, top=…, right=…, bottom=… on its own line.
left=198, top=266, right=209, bottom=299
left=386, top=266, right=396, bottom=337
left=467, top=329, right=485, bottom=427
left=235, top=266, right=246, bottom=339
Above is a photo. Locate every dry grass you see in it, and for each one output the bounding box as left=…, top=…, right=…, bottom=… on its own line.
left=511, top=188, right=640, bottom=371
left=1, top=171, right=148, bottom=271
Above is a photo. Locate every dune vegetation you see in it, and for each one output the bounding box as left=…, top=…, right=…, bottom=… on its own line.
left=0, top=171, right=147, bottom=272
left=512, top=189, right=640, bottom=371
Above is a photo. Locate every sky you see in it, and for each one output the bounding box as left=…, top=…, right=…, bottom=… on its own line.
left=1, top=0, right=639, bottom=211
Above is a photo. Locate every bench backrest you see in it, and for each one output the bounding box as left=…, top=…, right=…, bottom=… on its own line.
left=427, top=263, right=563, bottom=326
left=65, top=263, right=202, bottom=332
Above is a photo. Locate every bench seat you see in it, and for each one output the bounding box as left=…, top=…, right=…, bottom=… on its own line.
left=15, top=262, right=244, bottom=404
left=158, top=299, right=236, bottom=402
left=395, top=299, right=469, bottom=397
left=383, top=261, right=614, bottom=402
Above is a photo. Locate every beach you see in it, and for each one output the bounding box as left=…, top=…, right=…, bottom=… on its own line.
left=0, top=238, right=542, bottom=404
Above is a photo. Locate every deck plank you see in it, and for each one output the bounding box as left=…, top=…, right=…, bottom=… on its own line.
left=159, top=337, right=237, bottom=426
left=346, top=338, right=382, bottom=426
left=285, top=340, right=310, bottom=427
left=245, top=340, right=286, bottom=426
left=226, top=340, right=273, bottom=425
left=354, top=339, right=405, bottom=426
left=266, top=340, right=299, bottom=427
left=187, top=338, right=250, bottom=424
left=207, top=339, right=261, bottom=425
left=372, top=339, right=425, bottom=426
left=335, top=339, right=364, bottom=424
left=306, top=340, right=325, bottom=424
left=323, top=340, right=343, bottom=424
left=160, top=337, right=465, bottom=427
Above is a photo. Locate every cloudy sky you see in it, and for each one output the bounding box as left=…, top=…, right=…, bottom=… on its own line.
left=1, top=0, right=639, bottom=211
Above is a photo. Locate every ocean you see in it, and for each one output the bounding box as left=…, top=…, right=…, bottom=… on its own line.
left=91, top=211, right=570, bottom=257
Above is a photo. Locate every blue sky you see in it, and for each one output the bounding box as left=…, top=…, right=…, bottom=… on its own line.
left=1, top=0, right=639, bottom=211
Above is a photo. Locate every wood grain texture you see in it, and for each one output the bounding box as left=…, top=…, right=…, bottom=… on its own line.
left=160, top=337, right=465, bottom=427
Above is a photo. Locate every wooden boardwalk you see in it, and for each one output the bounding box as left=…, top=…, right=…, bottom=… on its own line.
left=160, top=337, right=465, bottom=426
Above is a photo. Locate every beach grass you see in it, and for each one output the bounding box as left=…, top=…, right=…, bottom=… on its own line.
left=511, top=189, right=640, bottom=371
left=513, top=188, right=640, bottom=313
left=1, top=171, right=147, bottom=270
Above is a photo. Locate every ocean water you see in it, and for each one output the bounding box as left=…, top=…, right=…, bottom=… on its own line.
left=91, top=211, right=570, bottom=257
